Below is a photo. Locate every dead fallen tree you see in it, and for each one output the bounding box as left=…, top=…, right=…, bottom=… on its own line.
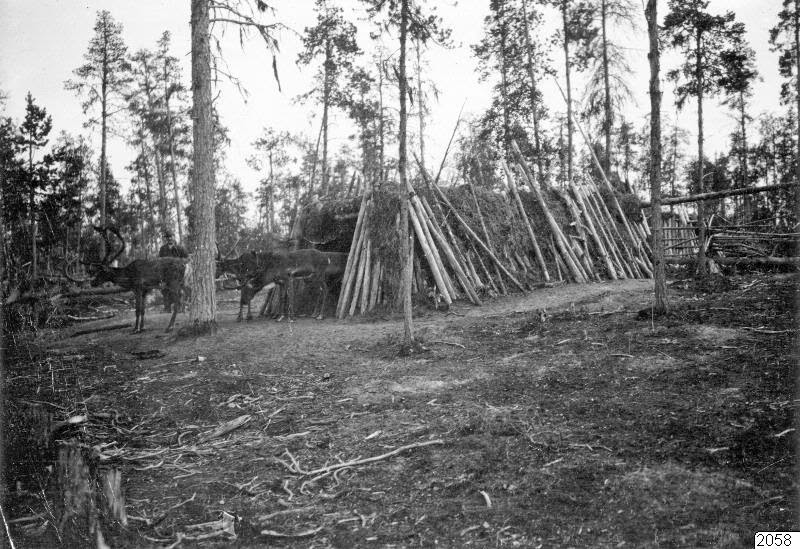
left=665, top=256, right=800, bottom=266
left=640, top=182, right=799, bottom=208
left=5, top=285, right=129, bottom=306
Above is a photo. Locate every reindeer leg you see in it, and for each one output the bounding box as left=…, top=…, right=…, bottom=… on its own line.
left=316, top=276, right=328, bottom=320
left=134, top=291, right=144, bottom=333
left=133, top=292, right=141, bottom=333
left=166, top=286, right=178, bottom=332
left=259, top=286, right=273, bottom=317
left=237, top=285, right=249, bottom=322
left=275, top=281, right=287, bottom=322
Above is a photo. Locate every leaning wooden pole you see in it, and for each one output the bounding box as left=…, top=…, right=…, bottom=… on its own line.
left=409, top=193, right=458, bottom=299
left=500, top=162, right=551, bottom=282
left=569, top=184, right=618, bottom=280
left=507, top=149, right=587, bottom=283
left=408, top=203, right=453, bottom=306
left=337, top=191, right=370, bottom=318
left=431, top=183, right=527, bottom=293
left=415, top=196, right=482, bottom=305
left=554, top=77, right=650, bottom=264
left=467, top=171, right=507, bottom=294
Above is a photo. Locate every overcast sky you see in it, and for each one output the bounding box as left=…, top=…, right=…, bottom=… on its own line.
left=0, top=0, right=784, bottom=202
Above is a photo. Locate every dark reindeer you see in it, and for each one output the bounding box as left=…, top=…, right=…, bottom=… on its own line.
left=216, top=249, right=279, bottom=322
left=243, top=249, right=348, bottom=322
left=76, top=227, right=188, bottom=333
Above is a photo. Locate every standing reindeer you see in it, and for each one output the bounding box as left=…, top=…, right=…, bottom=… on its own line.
left=243, top=249, right=348, bottom=322
left=216, top=249, right=280, bottom=322
left=74, top=227, right=189, bottom=333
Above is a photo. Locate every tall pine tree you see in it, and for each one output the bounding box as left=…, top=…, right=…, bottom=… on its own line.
left=663, top=0, right=744, bottom=275
left=65, top=10, right=130, bottom=233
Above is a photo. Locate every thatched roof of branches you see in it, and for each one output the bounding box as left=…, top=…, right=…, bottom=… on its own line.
left=297, top=173, right=652, bottom=318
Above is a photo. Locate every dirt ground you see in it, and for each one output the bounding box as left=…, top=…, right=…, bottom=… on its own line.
left=5, top=273, right=798, bottom=548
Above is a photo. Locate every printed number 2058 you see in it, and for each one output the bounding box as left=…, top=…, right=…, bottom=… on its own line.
left=755, top=533, right=798, bottom=548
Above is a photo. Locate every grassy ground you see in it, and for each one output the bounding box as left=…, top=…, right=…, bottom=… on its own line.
left=4, top=274, right=798, bottom=548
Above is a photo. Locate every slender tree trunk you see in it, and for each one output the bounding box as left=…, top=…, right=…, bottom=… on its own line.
left=138, top=121, right=157, bottom=255
left=500, top=11, right=511, bottom=161
left=268, top=151, right=274, bottom=233
left=739, top=91, right=752, bottom=221
left=416, top=39, right=426, bottom=172
left=322, top=40, right=331, bottom=197
left=189, top=0, right=217, bottom=334
left=646, top=0, right=667, bottom=314
left=561, top=0, right=574, bottom=185
left=378, top=57, right=385, bottom=188
left=100, top=35, right=108, bottom=234
left=521, top=0, right=545, bottom=186
left=794, top=2, right=800, bottom=187
left=398, top=0, right=415, bottom=348
left=558, top=120, right=566, bottom=185
left=601, top=0, right=613, bottom=178
left=670, top=117, right=678, bottom=217
left=28, top=143, right=37, bottom=281
left=140, top=59, right=170, bottom=231
left=794, top=2, right=800, bottom=256
left=163, top=62, right=184, bottom=242
left=695, top=30, right=707, bottom=276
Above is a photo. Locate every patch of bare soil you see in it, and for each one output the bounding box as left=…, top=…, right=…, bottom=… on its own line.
left=5, top=275, right=797, bottom=548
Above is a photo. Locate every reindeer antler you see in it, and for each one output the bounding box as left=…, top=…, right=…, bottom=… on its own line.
left=105, top=227, right=126, bottom=264
left=60, top=255, right=92, bottom=284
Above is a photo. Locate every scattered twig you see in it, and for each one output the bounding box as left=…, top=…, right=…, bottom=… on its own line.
left=197, top=414, right=251, bottom=443
left=256, top=506, right=315, bottom=523
left=555, top=339, right=571, bottom=346
left=70, top=322, right=131, bottom=337
left=66, top=312, right=116, bottom=322
left=153, top=356, right=206, bottom=369
left=542, top=457, right=563, bottom=468
left=261, top=525, right=324, bottom=538
left=279, top=439, right=445, bottom=477
left=161, top=533, right=185, bottom=549
left=479, top=491, right=492, bottom=508
left=587, top=307, right=624, bottom=316
left=610, top=353, right=634, bottom=358
left=429, top=340, right=466, bottom=349
left=133, top=460, right=164, bottom=471
left=276, top=431, right=311, bottom=441
left=742, top=327, right=795, bottom=335
left=774, top=428, right=795, bottom=438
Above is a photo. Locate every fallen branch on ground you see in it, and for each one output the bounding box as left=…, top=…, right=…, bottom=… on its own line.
left=430, top=340, right=466, bottom=349
left=279, top=439, right=445, bottom=477
left=71, top=322, right=131, bottom=337
left=66, top=312, right=116, bottom=321
left=261, top=525, right=324, bottom=538
left=197, top=414, right=251, bottom=443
